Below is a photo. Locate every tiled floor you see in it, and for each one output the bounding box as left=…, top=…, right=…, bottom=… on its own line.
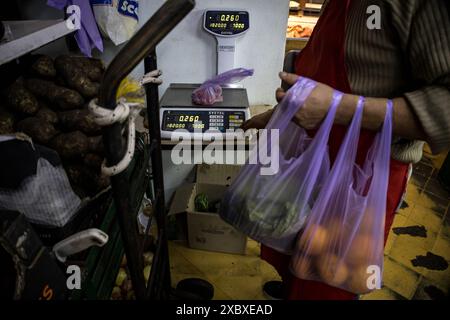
left=169, top=153, right=450, bottom=300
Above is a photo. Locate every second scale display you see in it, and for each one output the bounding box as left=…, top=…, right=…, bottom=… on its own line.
left=162, top=110, right=245, bottom=133
left=204, top=10, right=250, bottom=36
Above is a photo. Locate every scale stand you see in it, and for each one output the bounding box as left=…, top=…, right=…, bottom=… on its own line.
left=203, top=9, right=250, bottom=75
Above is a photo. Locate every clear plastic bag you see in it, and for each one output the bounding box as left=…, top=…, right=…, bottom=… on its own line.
left=91, top=0, right=139, bottom=45
left=290, top=99, right=393, bottom=294
left=219, top=77, right=344, bottom=254
left=0, top=140, right=81, bottom=228
left=192, top=68, right=254, bottom=105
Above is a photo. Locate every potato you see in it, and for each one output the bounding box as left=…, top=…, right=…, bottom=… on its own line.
left=64, top=161, right=109, bottom=196
left=64, top=163, right=91, bottom=187
left=346, top=234, right=374, bottom=267
left=26, top=78, right=84, bottom=110
left=51, top=131, right=89, bottom=158
left=144, top=265, right=151, bottom=282
left=31, top=55, right=56, bottom=78
left=143, top=252, right=154, bottom=266
left=55, top=55, right=100, bottom=98
left=111, top=286, right=122, bottom=300
left=36, top=107, right=58, bottom=124
left=297, top=224, right=329, bottom=256
left=83, top=153, right=103, bottom=169
left=0, top=109, right=15, bottom=134
left=58, top=109, right=101, bottom=135
left=348, top=266, right=373, bottom=294
left=115, top=268, right=127, bottom=287
left=290, top=256, right=312, bottom=277
left=121, top=279, right=132, bottom=293
left=7, top=82, right=40, bottom=115
left=95, top=173, right=110, bottom=192
left=16, top=117, right=57, bottom=144
left=87, top=135, right=105, bottom=154
left=62, top=55, right=105, bottom=81
left=317, top=253, right=349, bottom=286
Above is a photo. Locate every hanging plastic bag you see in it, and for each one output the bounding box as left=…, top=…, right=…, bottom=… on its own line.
left=192, top=68, right=254, bottom=105
left=48, top=0, right=104, bottom=56
left=219, top=77, right=344, bottom=254
left=91, top=0, right=139, bottom=45
left=290, top=99, right=393, bottom=294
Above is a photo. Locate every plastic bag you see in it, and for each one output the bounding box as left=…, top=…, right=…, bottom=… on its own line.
left=192, top=68, right=254, bottom=105
left=48, top=0, right=103, bottom=56
left=91, top=0, right=139, bottom=45
left=290, top=99, right=393, bottom=294
left=219, top=77, right=344, bottom=254
left=116, top=76, right=145, bottom=104
left=0, top=137, right=82, bottom=227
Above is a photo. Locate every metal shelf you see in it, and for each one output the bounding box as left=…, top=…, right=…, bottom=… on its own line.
left=0, top=20, right=75, bottom=66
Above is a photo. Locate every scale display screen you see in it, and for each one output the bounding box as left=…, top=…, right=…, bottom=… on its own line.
left=162, top=110, right=245, bottom=133
left=204, top=10, right=249, bottom=36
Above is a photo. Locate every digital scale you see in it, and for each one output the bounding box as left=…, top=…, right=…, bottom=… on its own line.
left=160, top=9, right=251, bottom=140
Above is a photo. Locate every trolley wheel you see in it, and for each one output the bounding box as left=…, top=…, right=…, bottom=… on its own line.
left=175, top=278, right=214, bottom=300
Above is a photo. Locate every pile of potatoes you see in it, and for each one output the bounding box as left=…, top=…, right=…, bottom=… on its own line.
left=0, top=54, right=109, bottom=198
left=292, top=216, right=378, bottom=294
left=111, top=251, right=154, bottom=300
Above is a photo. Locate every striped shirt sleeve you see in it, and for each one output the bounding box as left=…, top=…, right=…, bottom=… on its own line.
left=391, top=0, right=450, bottom=154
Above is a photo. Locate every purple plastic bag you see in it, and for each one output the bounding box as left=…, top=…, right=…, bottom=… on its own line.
left=219, top=77, right=344, bottom=254
left=290, top=98, right=393, bottom=294
left=47, top=0, right=103, bottom=57
left=192, top=68, right=254, bottom=105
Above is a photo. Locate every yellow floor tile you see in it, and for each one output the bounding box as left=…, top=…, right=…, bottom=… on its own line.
left=408, top=205, right=443, bottom=234
left=416, top=192, right=447, bottom=216
left=382, top=258, right=420, bottom=299
left=405, top=185, right=423, bottom=206
left=169, top=246, right=206, bottom=276
left=360, top=287, right=404, bottom=300
left=413, top=276, right=448, bottom=299
left=390, top=214, right=409, bottom=229
left=397, top=202, right=414, bottom=219
left=384, top=232, right=397, bottom=255
left=388, top=236, right=429, bottom=276
left=207, top=275, right=265, bottom=300
left=391, top=229, right=437, bottom=252
left=432, top=234, right=450, bottom=261
left=424, top=268, right=450, bottom=290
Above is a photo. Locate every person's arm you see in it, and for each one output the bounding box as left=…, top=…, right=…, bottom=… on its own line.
left=276, top=74, right=427, bottom=141
left=244, top=72, right=428, bottom=141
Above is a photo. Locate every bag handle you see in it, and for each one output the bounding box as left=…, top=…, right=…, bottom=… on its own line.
left=364, top=100, right=393, bottom=196
left=321, top=96, right=365, bottom=190
left=305, top=90, right=344, bottom=152
left=266, top=77, right=317, bottom=133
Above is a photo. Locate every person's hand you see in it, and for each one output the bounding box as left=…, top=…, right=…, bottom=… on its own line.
left=240, top=109, right=274, bottom=131
left=277, top=72, right=336, bottom=130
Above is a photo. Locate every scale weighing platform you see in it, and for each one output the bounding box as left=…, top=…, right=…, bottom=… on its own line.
left=160, top=83, right=249, bottom=140
left=159, top=9, right=251, bottom=141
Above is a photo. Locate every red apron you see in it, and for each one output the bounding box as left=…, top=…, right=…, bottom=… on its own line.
left=261, top=0, right=410, bottom=300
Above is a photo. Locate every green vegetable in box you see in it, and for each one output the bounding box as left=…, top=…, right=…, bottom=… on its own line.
left=195, top=193, right=209, bottom=212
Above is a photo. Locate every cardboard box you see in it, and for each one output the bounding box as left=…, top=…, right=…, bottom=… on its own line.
left=169, top=164, right=247, bottom=255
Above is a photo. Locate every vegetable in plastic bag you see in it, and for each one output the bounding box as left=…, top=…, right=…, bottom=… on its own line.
left=290, top=99, right=393, bottom=294
left=220, top=77, right=344, bottom=253
left=192, top=68, right=254, bottom=106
